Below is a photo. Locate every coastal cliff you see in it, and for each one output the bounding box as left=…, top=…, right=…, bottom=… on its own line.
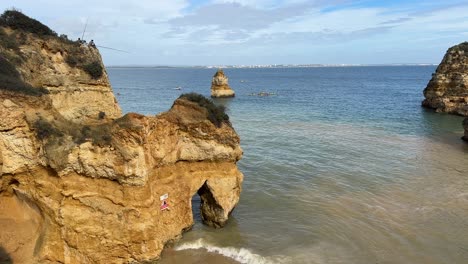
left=211, top=69, right=235, bottom=98
left=0, top=11, right=243, bottom=263
left=422, top=42, right=468, bottom=141
left=0, top=11, right=121, bottom=123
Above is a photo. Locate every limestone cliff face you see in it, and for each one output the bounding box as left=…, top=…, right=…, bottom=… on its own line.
left=422, top=42, right=468, bottom=116
left=0, top=15, right=243, bottom=264
left=0, top=27, right=121, bottom=123
left=211, top=69, right=235, bottom=98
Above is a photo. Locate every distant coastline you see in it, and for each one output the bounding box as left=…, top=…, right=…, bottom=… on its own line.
left=106, top=63, right=437, bottom=69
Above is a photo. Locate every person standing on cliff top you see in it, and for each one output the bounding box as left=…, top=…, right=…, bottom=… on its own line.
left=89, top=40, right=96, bottom=48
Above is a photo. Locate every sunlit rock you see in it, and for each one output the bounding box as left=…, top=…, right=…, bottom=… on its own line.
left=211, top=69, right=235, bottom=98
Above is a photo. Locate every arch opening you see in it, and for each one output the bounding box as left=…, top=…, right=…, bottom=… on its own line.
left=191, top=193, right=203, bottom=226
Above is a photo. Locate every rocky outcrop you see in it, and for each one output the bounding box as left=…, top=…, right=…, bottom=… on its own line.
left=422, top=42, right=468, bottom=141
left=0, top=22, right=121, bottom=123
left=422, top=42, right=468, bottom=116
left=211, top=69, right=235, bottom=98
left=0, top=12, right=243, bottom=264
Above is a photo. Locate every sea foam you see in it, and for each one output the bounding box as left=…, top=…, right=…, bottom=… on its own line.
left=174, top=239, right=285, bottom=264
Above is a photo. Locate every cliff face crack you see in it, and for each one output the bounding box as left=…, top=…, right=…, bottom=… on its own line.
left=0, top=126, right=25, bottom=132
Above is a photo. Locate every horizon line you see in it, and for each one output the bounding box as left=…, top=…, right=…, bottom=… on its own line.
left=105, top=63, right=438, bottom=68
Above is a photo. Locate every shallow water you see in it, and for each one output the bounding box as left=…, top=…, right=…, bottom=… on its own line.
left=108, top=66, right=468, bottom=264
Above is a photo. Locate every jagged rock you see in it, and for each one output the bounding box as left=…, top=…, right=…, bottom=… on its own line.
left=0, top=12, right=243, bottom=264
left=211, top=69, right=235, bottom=98
left=422, top=42, right=468, bottom=116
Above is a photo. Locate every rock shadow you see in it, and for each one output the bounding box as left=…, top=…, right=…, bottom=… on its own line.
left=0, top=246, right=13, bottom=264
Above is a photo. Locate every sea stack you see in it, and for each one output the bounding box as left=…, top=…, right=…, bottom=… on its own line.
left=422, top=42, right=468, bottom=116
left=0, top=10, right=243, bottom=263
left=211, top=69, right=235, bottom=98
left=422, top=42, right=468, bottom=141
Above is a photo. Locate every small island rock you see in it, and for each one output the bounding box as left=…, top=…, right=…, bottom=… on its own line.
left=211, top=69, right=235, bottom=98
left=422, top=42, right=468, bottom=142
left=422, top=42, right=468, bottom=116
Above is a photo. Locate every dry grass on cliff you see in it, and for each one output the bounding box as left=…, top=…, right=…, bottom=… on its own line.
left=31, top=113, right=145, bottom=149
left=179, top=93, right=230, bottom=128
left=32, top=117, right=113, bottom=147
left=0, top=56, right=48, bottom=96
left=0, top=27, right=20, bottom=52
left=28, top=113, right=148, bottom=172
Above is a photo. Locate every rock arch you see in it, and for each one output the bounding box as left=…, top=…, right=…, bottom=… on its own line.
left=193, top=176, right=242, bottom=228
left=197, top=181, right=229, bottom=228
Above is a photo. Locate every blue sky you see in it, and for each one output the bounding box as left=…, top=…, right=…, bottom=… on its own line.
left=2, top=0, right=467, bottom=66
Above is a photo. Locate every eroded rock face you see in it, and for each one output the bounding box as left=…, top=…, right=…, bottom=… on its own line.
left=0, top=91, right=243, bottom=263
left=211, top=69, right=235, bottom=98
left=422, top=42, right=468, bottom=116
left=0, top=21, right=243, bottom=263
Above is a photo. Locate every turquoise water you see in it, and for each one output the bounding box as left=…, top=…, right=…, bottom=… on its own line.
left=108, top=66, right=468, bottom=264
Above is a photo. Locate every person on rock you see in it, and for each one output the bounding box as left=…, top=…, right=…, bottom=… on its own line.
left=89, top=39, right=96, bottom=48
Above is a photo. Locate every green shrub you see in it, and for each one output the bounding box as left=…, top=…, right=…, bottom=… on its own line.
left=82, top=61, right=103, bottom=79
left=73, top=124, right=112, bottom=146
left=64, top=46, right=88, bottom=68
left=0, top=56, right=48, bottom=96
left=179, top=93, right=229, bottom=127
left=457, top=42, right=468, bottom=53
left=3, top=52, right=22, bottom=65
left=0, top=28, right=19, bottom=51
left=16, top=31, right=27, bottom=45
left=33, top=119, right=63, bottom=140
left=65, top=54, right=78, bottom=67
left=0, top=55, right=19, bottom=76
left=0, top=9, right=57, bottom=37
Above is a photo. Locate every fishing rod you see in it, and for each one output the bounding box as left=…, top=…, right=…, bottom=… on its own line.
left=81, top=17, right=88, bottom=40
left=96, top=45, right=130, bottom=53
left=80, top=18, right=129, bottom=53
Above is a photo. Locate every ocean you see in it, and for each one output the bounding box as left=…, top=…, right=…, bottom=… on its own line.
left=107, top=66, right=468, bottom=264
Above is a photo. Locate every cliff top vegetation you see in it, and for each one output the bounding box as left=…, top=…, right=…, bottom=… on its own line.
left=0, top=9, right=57, bottom=37
left=454, top=42, right=468, bottom=53
left=179, top=93, right=229, bottom=127
left=0, top=9, right=104, bottom=95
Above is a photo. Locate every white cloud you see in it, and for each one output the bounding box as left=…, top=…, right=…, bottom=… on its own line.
left=211, top=0, right=341, bottom=9
left=1, top=0, right=466, bottom=65
left=212, top=0, right=303, bottom=9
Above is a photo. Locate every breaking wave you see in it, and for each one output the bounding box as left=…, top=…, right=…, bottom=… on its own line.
left=174, top=239, right=285, bottom=264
